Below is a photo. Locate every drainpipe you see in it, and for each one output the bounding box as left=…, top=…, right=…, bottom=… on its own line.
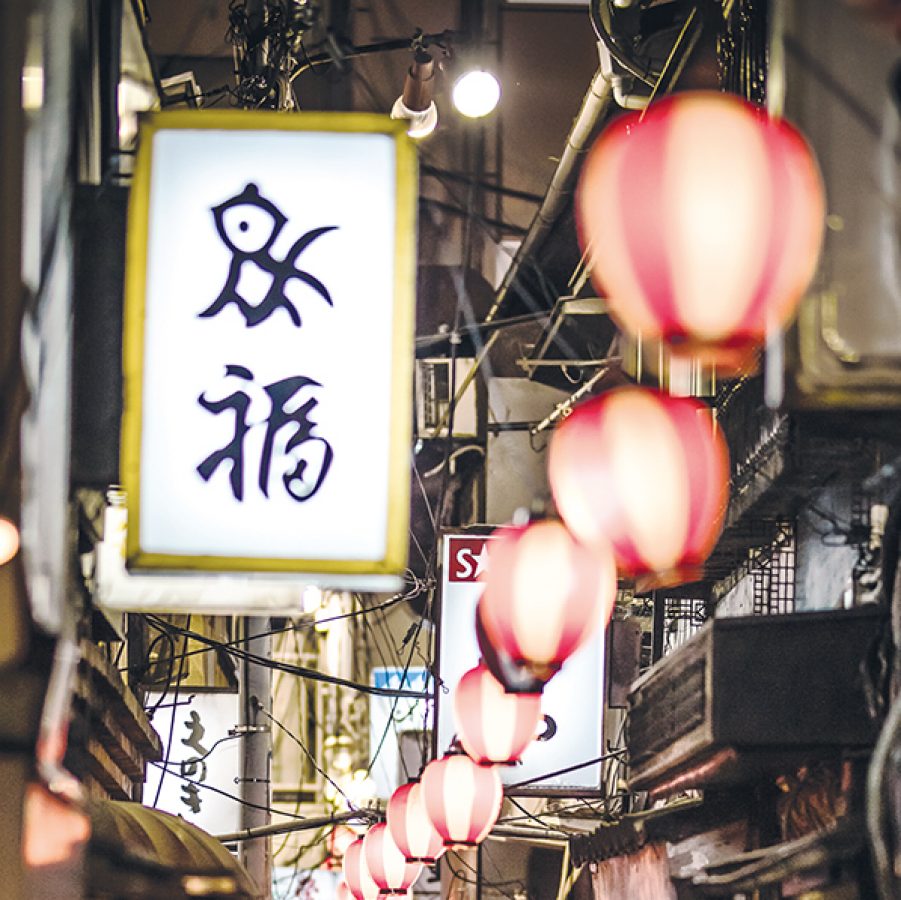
left=484, top=67, right=613, bottom=324
left=597, top=41, right=652, bottom=110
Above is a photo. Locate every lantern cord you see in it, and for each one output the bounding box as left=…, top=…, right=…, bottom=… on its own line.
left=505, top=747, right=627, bottom=789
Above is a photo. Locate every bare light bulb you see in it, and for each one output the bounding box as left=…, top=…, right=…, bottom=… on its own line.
left=0, top=516, right=20, bottom=566
left=452, top=70, right=501, bottom=119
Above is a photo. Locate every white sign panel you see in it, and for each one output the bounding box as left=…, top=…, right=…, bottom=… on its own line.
left=438, top=534, right=605, bottom=793
left=144, top=691, right=242, bottom=835
left=369, top=667, right=432, bottom=799
left=122, top=111, right=415, bottom=585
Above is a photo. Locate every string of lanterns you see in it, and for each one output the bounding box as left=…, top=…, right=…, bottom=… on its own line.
left=338, top=91, right=824, bottom=899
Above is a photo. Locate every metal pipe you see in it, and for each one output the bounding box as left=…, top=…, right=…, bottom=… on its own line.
left=484, top=69, right=614, bottom=324
left=217, top=810, right=370, bottom=844
left=239, top=617, right=273, bottom=894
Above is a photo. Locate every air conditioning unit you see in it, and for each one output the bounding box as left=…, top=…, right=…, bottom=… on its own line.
left=627, top=606, right=883, bottom=796
left=415, top=357, right=480, bottom=439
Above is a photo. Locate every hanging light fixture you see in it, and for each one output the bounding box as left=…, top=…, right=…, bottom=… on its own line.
left=576, top=91, right=825, bottom=371
left=386, top=780, right=446, bottom=864
left=363, top=823, right=423, bottom=895
left=452, top=68, right=501, bottom=118
left=453, top=663, right=542, bottom=765
left=343, top=836, right=381, bottom=900
left=337, top=880, right=356, bottom=900
left=420, top=753, right=503, bottom=847
left=391, top=49, right=439, bottom=139
left=548, top=386, right=729, bottom=588
left=478, top=520, right=617, bottom=682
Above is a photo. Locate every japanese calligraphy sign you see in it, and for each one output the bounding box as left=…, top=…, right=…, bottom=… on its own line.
left=144, top=692, right=242, bottom=834
left=122, top=111, right=415, bottom=585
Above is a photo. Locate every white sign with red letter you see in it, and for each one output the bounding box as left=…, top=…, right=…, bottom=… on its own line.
left=438, top=534, right=605, bottom=793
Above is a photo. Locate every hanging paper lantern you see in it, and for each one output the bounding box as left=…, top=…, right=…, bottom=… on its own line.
left=337, top=881, right=356, bottom=900
left=343, top=837, right=381, bottom=900
left=576, top=91, right=825, bottom=371
left=478, top=520, right=617, bottom=681
left=453, top=663, right=542, bottom=765
left=420, top=753, right=503, bottom=847
left=363, top=823, right=423, bottom=895
left=386, top=781, right=446, bottom=864
left=548, top=386, right=729, bottom=588
left=475, top=599, right=549, bottom=694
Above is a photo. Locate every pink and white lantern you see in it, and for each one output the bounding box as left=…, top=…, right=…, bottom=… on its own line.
left=343, top=837, right=381, bottom=900
left=363, top=823, right=423, bottom=895
left=478, top=520, right=617, bottom=681
left=453, top=663, right=542, bottom=765
left=420, top=754, right=503, bottom=848
left=548, top=386, right=729, bottom=588
left=576, top=91, right=825, bottom=371
left=386, top=781, right=446, bottom=864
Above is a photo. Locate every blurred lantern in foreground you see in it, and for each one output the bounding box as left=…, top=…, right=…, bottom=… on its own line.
left=0, top=516, right=19, bottom=566
left=343, top=837, right=381, bottom=900
left=453, top=663, right=542, bottom=765
left=421, top=753, right=503, bottom=847
left=479, top=520, right=617, bottom=682
left=386, top=781, right=446, bottom=864
left=475, top=600, right=548, bottom=694
left=337, top=881, right=356, bottom=900
left=363, top=823, right=423, bottom=895
left=576, top=91, right=825, bottom=371
left=549, top=387, right=729, bottom=588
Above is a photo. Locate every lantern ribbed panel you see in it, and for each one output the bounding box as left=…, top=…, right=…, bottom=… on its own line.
left=363, top=823, right=423, bottom=895
left=386, top=782, right=446, bottom=863
left=548, top=387, right=729, bottom=587
left=478, top=520, right=617, bottom=678
left=421, top=755, right=503, bottom=847
left=453, top=664, right=542, bottom=765
left=576, top=91, right=824, bottom=370
left=337, top=880, right=356, bottom=900
left=343, top=837, right=381, bottom=900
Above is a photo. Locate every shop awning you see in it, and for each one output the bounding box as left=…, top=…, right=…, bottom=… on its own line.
left=88, top=801, right=259, bottom=899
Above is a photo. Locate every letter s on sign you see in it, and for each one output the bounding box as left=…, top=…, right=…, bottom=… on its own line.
left=456, top=548, right=476, bottom=580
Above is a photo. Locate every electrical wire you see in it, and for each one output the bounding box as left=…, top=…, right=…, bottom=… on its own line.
left=257, top=703, right=358, bottom=811
left=506, top=748, right=627, bottom=790
left=148, top=759, right=306, bottom=819
left=141, top=614, right=430, bottom=699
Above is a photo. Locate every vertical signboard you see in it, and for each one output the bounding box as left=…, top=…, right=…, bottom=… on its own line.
left=122, top=111, right=416, bottom=588
left=144, top=692, right=242, bottom=835
left=438, top=534, right=605, bottom=793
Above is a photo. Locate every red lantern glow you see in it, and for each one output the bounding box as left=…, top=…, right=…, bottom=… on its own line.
left=548, top=386, right=729, bottom=588
left=478, top=520, right=617, bottom=681
left=363, top=823, right=423, bottom=895
left=421, top=754, right=503, bottom=847
left=576, top=92, right=825, bottom=370
left=343, top=837, right=381, bottom=900
left=386, top=781, right=446, bottom=863
left=337, top=881, right=356, bottom=900
left=453, top=663, right=542, bottom=765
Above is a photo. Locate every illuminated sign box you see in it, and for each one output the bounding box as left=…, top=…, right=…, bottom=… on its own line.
left=122, top=111, right=416, bottom=588
left=438, top=534, right=605, bottom=794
